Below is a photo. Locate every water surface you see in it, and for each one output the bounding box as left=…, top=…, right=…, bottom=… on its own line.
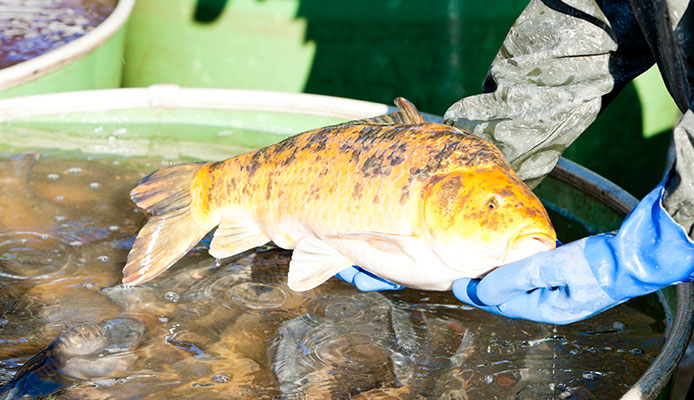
left=0, top=148, right=666, bottom=399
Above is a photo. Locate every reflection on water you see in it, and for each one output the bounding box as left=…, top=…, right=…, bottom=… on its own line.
left=0, top=151, right=666, bottom=399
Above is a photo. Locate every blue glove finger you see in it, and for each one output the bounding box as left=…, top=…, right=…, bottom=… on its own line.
left=354, top=270, right=405, bottom=291
left=474, top=240, right=590, bottom=306
left=335, top=266, right=360, bottom=284
left=452, top=279, right=505, bottom=316
left=453, top=240, right=622, bottom=324
left=451, top=278, right=485, bottom=306
left=336, top=266, right=404, bottom=291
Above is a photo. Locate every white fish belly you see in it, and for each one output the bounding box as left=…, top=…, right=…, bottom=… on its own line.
left=325, top=237, right=465, bottom=291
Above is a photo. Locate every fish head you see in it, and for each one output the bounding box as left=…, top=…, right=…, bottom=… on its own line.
left=422, top=167, right=556, bottom=277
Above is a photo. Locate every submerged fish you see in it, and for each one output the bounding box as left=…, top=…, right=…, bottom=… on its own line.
left=122, top=98, right=556, bottom=290
left=0, top=318, right=144, bottom=400
left=268, top=288, right=473, bottom=398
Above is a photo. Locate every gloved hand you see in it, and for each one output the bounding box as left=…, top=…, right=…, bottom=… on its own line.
left=335, top=266, right=404, bottom=291
left=454, top=179, right=694, bottom=324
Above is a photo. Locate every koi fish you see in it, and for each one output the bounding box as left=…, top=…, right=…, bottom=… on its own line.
left=122, top=98, right=556, bottom=291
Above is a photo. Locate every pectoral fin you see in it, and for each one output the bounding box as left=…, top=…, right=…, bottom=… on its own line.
left=288, top=237, right=353, bottom=291
left=209, top=215, right=270, bottom=259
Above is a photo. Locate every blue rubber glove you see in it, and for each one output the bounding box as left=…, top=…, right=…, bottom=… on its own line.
left=453, top=179, right=694, bottom=324
left=336, top=266, right=404, bottom=291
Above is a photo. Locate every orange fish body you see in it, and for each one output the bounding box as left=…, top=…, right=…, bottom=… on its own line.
left=123, top=99, right=556, bottom=290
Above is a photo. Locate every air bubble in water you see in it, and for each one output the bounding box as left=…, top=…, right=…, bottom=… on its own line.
left=612, top=321, right=626, bottom=330
left=90, top=182, right=101, bottom=189
left=212, top=374, right=230, bottom=383
left=164, top=292, right=180, bottom=303
left=97, top=256, right=109, bottom=263
left=67, top=167, right=83, bottom=174
left=47, top=173, right=60, bottom=181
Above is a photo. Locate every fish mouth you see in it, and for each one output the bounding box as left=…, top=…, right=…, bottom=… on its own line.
left=500, top=229, right=557, bottom=265
left=513, top=232, right=556, bottom=250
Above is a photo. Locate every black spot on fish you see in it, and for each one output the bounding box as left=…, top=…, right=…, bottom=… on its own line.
left=427, top=175, right=446, bottom=188
left=399, top=188, right=410, bottom=205
left=352, top=182, right=363, bottom=198
left=498, top=186, right=515, bottom=198
left=281, top=148, right=298, bottom=167
left=270, top=134, right=300, bottom=155
left=302, top=130, right=330, bottom=152
left=207, top=161, right=225, bottom=174
left=244, top=150, right=266, bottom=177
left=266, top=179, right=273, bottom=200
left=349, top=150, right=361, bottom=165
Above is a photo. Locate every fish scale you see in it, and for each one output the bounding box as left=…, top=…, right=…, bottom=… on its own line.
left=207, top=125, right=499, bottom=237
left=122, top=98, right=556, bottom=291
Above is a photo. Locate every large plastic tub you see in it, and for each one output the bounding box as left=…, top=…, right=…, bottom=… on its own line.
left=0, top=87, right=691, bottom=399
left=0, top=0, right=134, bottom=99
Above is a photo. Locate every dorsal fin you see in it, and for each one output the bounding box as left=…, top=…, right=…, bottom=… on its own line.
left=354, top=97, right=425, bottom=125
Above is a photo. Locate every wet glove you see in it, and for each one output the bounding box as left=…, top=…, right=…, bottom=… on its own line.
left=453, top=179, right=694, bottom=324
left=335, top=265, right=404, bottom=291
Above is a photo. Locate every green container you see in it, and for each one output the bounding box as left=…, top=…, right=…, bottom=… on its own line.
left=122, top=0, right=681, bottom=198
left=0, top=87, right=691, bottom=399
left=122, top=0, right=528, bottom=114
left=0, top=0, right=134, bottom=99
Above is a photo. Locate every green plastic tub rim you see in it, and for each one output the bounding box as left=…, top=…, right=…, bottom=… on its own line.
left=0, top=0, right=135, bottom=92
left=0, top=87, right=692, bottom=400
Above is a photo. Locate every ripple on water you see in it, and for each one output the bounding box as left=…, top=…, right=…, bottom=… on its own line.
left=0, top=153, right=670, bottom=399
left=0, top=317, right=144, bottom=399
left=229, top=282, right=290, bottom=310
left=270, top=314, right=397, bottom=398
left=0, top=231, right=76, bottom=280
left=304, top=290, right=392, bottom=324
left=183, top=256, right=305, bottom=312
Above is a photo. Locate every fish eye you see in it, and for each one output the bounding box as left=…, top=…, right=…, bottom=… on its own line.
left=486, top=195, right=501, bottom=210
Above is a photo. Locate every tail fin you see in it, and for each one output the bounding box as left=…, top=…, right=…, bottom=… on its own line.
left=122, top=162, right=216, bottom=285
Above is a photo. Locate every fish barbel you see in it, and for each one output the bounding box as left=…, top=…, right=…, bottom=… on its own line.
left=122, top=98, right=556, bottom=291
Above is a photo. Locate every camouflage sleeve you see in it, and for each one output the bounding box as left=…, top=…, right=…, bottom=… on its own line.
left=443, top=0, right=653, bottom=188
left=630, top=0, right=694, bottom=239
left=663, top=109, right=694, bottom=238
